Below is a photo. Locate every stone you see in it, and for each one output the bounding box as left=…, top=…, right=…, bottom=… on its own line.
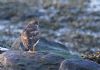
left=12, top=37, right=71, bottom=58
left=0, top=50, right=64, bottom=70
left=0, top=37, right=80, bottom=70
left=82, top=51, right=100, bottom=64
left=36, top=37, right=70, bottom=57
left=59, top=59, right=100, bottom=70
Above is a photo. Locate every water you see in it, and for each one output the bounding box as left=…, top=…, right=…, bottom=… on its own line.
left=87, top=0, right=100, bottom=11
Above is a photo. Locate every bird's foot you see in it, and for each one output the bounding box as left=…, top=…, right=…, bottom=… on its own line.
left=28, top=50, right=36, bottom=53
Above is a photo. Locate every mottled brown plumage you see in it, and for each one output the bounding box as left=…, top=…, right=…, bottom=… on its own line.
left=20, top=20, right=40, bottom=51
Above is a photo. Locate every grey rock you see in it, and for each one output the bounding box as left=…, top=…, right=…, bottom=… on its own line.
left=59, top=59, right=100, bottom=70
left=0, top=37, right=79, bottom=70
left=37, top=37, right=70, bottom=57
left=12, top=37, right=71, bottom=58
left=0, top=50, right=64, bottom=70
left=37, top=37, right=81, bottom=59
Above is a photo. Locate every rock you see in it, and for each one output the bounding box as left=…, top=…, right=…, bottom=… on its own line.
left=82, top=51, right=100, bottom=64
left=59, top=59, right=100, bottom=70
left=0, top=50, right=64, bottom=70
left=36, top=37, right=70, bottom=58
left=7, top=37, right=81, bottom=70
left=12, top=37, right=71, bottom=58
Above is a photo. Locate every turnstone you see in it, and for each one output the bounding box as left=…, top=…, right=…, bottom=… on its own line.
left=12, top=19, right=40, bottom=52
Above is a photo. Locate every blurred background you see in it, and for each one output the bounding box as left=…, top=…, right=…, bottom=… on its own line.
left=0, top=0, right=100, bottom=54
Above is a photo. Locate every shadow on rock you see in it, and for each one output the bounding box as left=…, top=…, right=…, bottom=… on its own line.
left=59, top=59, right=100, bottom=70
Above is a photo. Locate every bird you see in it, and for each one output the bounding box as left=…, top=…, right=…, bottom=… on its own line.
left=11, top=19, right=40, bottom=52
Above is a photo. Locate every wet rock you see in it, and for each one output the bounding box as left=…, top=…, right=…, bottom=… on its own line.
left=59, top=59, right=100, bottom=70
left=36, top=37, right=70, bottom=56
left=12, top=37, right=71, bottom=58
left=0, top=50, right=64, bottom=70
left=0, top=37, right=81, bottom=70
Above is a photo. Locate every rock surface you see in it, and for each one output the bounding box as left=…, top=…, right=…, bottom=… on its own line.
left=0, top=50, right=64, bottom=70
left=12, top=37, right=71, bottom=58
left=36, top=37, right=70, bottom=58
left=59, top=59, right=100, bottom=70
left=0, top=37, right=75, bottom=70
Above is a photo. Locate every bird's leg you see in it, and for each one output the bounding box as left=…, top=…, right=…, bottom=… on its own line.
left=33, top=40, right=39, bottom=49
left=28, top=40, right=39, bottom=53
